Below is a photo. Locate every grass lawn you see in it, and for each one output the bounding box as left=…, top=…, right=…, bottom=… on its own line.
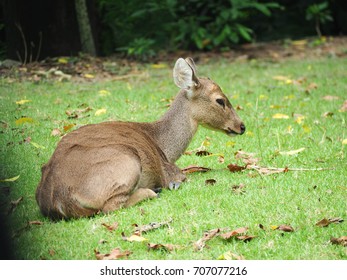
left=0, top=55, right=346, bottom=260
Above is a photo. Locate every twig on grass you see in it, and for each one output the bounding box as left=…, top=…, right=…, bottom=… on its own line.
left=247, top=165, right=335, bottom=176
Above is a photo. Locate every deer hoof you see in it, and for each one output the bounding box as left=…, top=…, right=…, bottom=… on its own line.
left=169, top=181, right=181, bottom=190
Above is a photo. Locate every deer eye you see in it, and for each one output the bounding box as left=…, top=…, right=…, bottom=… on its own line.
left=216, top=98, right=225, bottom=108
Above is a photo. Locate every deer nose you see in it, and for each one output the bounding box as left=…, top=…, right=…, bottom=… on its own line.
left=240, top=123, right=246, bottom=135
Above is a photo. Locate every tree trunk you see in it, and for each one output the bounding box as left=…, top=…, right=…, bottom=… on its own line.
left=74, top=0, right=96, bottom=56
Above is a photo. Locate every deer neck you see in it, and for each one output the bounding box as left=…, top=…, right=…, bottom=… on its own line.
left=150, top=90, right=198, bottom=163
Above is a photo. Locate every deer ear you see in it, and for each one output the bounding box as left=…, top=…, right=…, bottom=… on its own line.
left=173, top=58, right=200, bottom=90
left=184, top=57, right=200, bottom=86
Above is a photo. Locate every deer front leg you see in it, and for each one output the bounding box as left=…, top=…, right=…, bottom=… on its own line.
left=125, top=188, right=158, bottom=207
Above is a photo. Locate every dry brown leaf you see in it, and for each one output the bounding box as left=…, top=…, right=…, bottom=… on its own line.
left=51, top=128, right=62, bottom=137
left=133, top=218, right=172, bottom=234
left=101, top=222, right=119, bottom=232
left=94, top=248, right=132, bottom=260
left=235, top=150, right=260, bottom=165
left=276, top=224, right=295, bottom=232
left=63, top=123, right=75, bottom=132
left=65, top=106, right=92, bottom=119
left=28, top=220, right=44, bottom=226
left=205, top=179, right=217, bottom=186
left=196, top=150, right=212, bottom=156
left=316, top=217, right=344, bottom=227
left=219, top=227, right=248, bottom=240
left=322, top=112, right=334, bottom=118
left=194, top=228, right=220, bottom=251
left=305, top=82, right=318, bottom=93
left=330, top=236, right=347, bottom=247
left=147, top=243, right=181, bottom=252
left=227, top=163, right=246, bottom=172
left=315, top=218, right=331, bottom=227
left=236, top=235, right=257, bottom=242
left=182, top=165, right=211, bottom=174
left=231, top=184, right=247, bottom=195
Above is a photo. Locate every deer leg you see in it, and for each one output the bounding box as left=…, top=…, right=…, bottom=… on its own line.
left=125, top=188, right=158, bottom=207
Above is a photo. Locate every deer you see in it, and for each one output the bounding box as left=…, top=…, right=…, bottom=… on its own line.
left=36, top=57, right=245, bottom=220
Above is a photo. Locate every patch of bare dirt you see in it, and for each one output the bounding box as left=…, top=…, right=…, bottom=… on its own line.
left=1, top=36, right=346, bottom=82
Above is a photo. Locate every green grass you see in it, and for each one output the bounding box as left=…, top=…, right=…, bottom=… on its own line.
left=0, top=57, right=346, bottom=260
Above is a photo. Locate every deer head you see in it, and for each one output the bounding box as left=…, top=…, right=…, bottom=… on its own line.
left=173, top=57, right=246, bottom=136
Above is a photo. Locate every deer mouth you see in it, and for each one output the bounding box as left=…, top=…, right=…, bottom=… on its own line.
left=226, top=129, right=239, bottom=136
left=226, top=127, right=242, bottom=136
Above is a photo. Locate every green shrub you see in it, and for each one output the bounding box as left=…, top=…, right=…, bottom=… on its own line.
left=97, top=0, right=281, bottom=55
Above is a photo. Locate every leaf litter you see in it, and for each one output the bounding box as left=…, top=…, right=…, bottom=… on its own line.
left=315, top=217, right=344, bottom=227
left=94, top=248, right=132, bottom=260
left=330, top=236, right=347, bottom=247
left=194, top=227, right=256, bottom=251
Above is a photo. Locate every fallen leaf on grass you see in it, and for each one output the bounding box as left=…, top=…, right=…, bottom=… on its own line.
left=259, top=224, right=265, bottom=230
left=270, top=104, right=287, bottom=109
left=133, top=218, right=172, bottom=235
left=236, top=235, right=257, bottom=242
left=322, top=112, right=334, bottom=118
left=182, top=165, right=211, bottom=174
left=315, top=218, right=330, bottom=227
left=0, top=175, right=20, bottom=182
left=235, top=150, right=260, bottom=165
left=66, top=106, right=92, bottom=119
left=339, top=100, right=347, bottom=112
left=94, top=248, right=132, bottom=260
left=217, top=251, right=245, bottom=260
left=272, top=113, right=289, bottom=119
left=279, top=147, right=305, bottom=156
left=316, top=217, right=344, bottom=227
left=15, top=117, right=34, bottom=125
left=101, top=222, right=119, bottom=232
left=63, top=123, right=75, bottom=132
left=95, top=108, right=107, bottom=116
left=28, top=220, right=44, bottom=226
left=147, top=243, right=181, bottom=252
left=231, top=184, right=247, bottom=194
left=195, top=150, right=212, bottom=156
left=227, top=163, right=246, bottom=172
left=51, top=128, right=62, bottom=137
left=219, top=227, right=248, bottom=240
left=305, top=82, right=318, bottom=93
left=8, top=196, right=23, bottom=214
left=330, top=236, right=347, bottom=247
left=322, top=95, right=339, bottom=101
left=30, top=141, right=46, bottom=150
left=121, top=232, right=148, bottom=242
left=205, top=179, right=216, bottom=186
left=98, top=90, right=111, bottom=96
left=84, top=73, right=95, bottom=79
left=294, top=114, right=305, bottom=124
left=194, top=228, right=220, bottom=251
left=272, top=224, right=294, bottom=232
left=16, top=99, right=32, bottom=105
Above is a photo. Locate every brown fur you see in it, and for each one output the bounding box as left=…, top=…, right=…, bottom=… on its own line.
left=36, top=58, right=245, bottom=219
